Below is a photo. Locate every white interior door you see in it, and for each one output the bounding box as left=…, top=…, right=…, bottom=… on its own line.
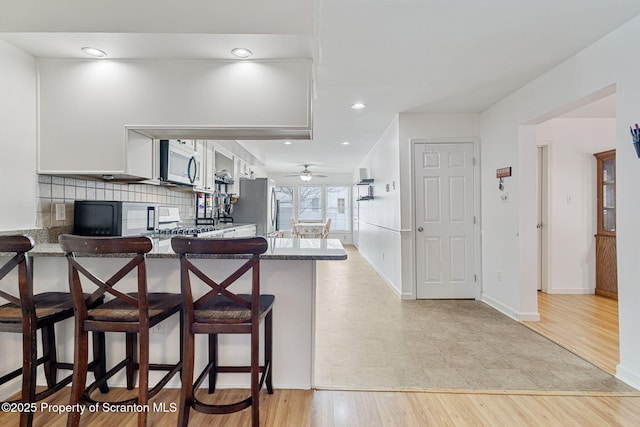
left=537, top=145, right=549, bottom=292
left=414, top=142, right=476, bottom=299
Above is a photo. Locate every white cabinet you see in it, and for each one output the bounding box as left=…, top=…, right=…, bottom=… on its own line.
left=202, top=141, right=216, bottom=193
left=38, top=128, right=153, bottom=180
left=194, top=140, right=207, bottom=192
left=237, top=158, right=251, bottom=179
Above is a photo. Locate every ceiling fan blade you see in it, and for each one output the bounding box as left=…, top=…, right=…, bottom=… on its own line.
left=312, top=173, right=328, bottom=178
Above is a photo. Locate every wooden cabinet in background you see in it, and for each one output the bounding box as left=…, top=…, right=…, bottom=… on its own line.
left=594, top=149, right=617, bottom=300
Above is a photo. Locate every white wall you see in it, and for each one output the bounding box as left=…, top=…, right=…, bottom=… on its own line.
left=480, top=15, right=640, bottom=388
left=536, top=118, right=616, bottom=294
left=0, top=40, right=37, bottom=231
left=355, top=117, right=403, bottom=295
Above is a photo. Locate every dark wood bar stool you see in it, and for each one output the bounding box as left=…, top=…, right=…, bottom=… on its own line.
left=59, top=234, right=182, bottom=427
left=0, top=235, right=105, bottom=427
left=171, top=236, right=274, bottom=427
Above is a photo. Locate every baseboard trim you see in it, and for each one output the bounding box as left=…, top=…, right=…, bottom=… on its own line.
left=616, top=364, right=640, bottom=391
left=358, top=252, right=402, bottom=298
left=482, top=294, right=539, bottom=321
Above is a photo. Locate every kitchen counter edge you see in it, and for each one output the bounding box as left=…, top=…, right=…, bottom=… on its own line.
left=23, top=238, right=348, bottom=261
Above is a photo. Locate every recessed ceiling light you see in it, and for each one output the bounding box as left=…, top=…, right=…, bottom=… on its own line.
left=283, top=141, right=293, bottom=145
left=81, top=47, right=107, bottom=58
left=350, top=103, right=366, bottom=110
left=341, top=141, right=351, bottom=145
left=231, top=48, right=253, bottom=59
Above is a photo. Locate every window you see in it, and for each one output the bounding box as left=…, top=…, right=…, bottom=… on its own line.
left=275, top=184, right=351, bottom=232
left=326, top=186, right=350, bottom=231
left=298, top=186, right=322, bottom=221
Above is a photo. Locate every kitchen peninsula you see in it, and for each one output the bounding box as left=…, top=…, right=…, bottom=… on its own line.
left=14, top=237, right=347, bottom=392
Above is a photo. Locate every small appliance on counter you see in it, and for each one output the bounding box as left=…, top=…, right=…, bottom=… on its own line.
left=73, top=201, right=158, bottom=236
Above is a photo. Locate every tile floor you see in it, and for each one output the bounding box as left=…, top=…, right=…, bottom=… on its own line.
left=314, top=245, right=634, bottom=392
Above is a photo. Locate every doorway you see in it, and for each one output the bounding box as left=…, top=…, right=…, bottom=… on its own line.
left=413, top=142, right=477, bottom=299
left=537, top=144, right=549, bottom=293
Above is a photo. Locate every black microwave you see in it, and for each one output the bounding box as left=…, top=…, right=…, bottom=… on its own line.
left=73, top=201, right=158, bottom=236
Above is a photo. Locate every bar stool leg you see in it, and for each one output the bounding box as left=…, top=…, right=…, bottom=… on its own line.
left=138, top=327, right=149, bottom=427
left=126, top=332, right=137, bottom=390
left=21, top=322, right=37, bottom=427
left=41, top=324, right=57, bottom=387
left=207, top=334, right=218, bottom=393
left=92, top=331, right=109, bottom=393
left=177, top=325, right=195, bottom=427
left=68, top=328, right=89, bottom=427
left=251, top=322, right=259, bottom=427
left=265, top=310, right=274, bottom=394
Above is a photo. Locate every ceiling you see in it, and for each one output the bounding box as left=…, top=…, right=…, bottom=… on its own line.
left=1, top=0, right=638, bottom=176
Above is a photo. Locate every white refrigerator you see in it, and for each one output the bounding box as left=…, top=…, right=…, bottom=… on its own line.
left=231, top=178, right=277, bottom=236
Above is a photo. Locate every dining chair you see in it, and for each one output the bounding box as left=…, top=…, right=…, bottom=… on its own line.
left=171, top=236, right=274, bottom=427
left=58, top=234, right=182, bottom=427
left=290, top=217, right=298, bottom=238
left=0, top=235, right=105, bottom=427
left=322, top=218, right=332, bottom=238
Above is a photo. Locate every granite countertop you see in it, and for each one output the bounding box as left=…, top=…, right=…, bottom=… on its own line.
left=27, top=238, right=347, bottom=261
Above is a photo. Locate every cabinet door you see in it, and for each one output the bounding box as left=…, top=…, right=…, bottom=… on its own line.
left=204, top=141, right=216, bottom=192
left=595, top=150, right=616, bottom=236
left=126, top=130, right=153, bottom=179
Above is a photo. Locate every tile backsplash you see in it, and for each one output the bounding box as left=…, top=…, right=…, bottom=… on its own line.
left=37, top=175, right=196, bottom=228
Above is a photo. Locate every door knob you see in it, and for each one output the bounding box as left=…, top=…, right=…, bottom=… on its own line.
left=417, top=226, right=424, bottom=232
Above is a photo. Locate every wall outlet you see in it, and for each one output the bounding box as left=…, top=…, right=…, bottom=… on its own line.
left=500, top=192, right=509, bottom=203
left=497, top=271, right=503, bottom=282
left=55, top=203, right=66, bottom=221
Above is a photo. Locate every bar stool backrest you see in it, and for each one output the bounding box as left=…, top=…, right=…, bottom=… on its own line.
left=58, top=234, right=154, bottom=328
left=0, top=235, right=35, bottom=332
left=171, top=236, right=268, bottom=324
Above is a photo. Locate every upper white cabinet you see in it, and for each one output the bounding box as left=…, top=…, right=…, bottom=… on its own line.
left=195, top=140, right=216, bottom=193
left=36, top=59, right=311, bottom=177
left=38, top=126, right=153, bottom=180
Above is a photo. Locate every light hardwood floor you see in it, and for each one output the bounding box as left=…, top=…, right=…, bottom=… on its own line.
left=3, top=249, right=638, bottom=426
left=522, top=292, right=620, bottom=375
left=3, top=387, right=640, bottom=426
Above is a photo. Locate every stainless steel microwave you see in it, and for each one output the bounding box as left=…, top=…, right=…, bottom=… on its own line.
left=159, top=139, right=202, bottom=187
left=73, top=201, right=158, bottom=236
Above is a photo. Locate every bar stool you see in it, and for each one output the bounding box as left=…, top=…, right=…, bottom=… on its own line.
left=59, top=234, right=182, bottom=427
left=0, top=235, right=106, bottom=427
left=171, top=236, right=274, bottom=427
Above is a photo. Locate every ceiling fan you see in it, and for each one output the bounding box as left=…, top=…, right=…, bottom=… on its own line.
left=284, top=164, right=328, bottom=181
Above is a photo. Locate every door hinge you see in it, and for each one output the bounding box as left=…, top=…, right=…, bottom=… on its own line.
left=474, top=274, right=478, bottom=282
left=473, top=216, right=477, bottom=225
left=473, top=157, right=477, bottom=166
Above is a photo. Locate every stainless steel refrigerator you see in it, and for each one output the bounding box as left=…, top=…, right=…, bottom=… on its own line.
left=231, top=178, right=277, bottom=236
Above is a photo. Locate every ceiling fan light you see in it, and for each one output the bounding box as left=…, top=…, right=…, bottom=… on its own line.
left=300, top=171, right=313, bottom=181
